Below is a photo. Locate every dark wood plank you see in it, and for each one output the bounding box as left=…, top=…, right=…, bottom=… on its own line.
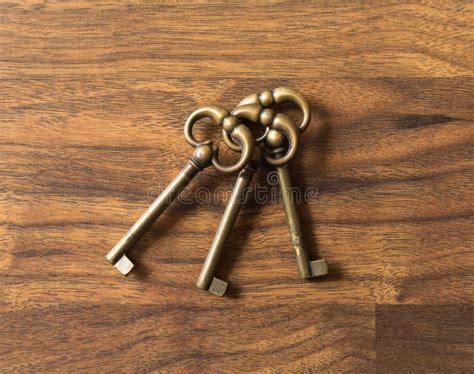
left=1, top=302, right=375, bottom=372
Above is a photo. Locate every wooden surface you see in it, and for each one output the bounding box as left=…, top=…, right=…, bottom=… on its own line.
left=1, top=1, right=473, bottom=372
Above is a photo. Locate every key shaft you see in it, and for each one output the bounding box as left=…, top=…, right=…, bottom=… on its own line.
left=106, top=143, right=214, bottom=275
left=276, top=153, right=328, bottom=279
left=196, top=164, right=257, bottom=296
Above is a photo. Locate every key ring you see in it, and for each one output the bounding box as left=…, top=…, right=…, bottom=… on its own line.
left=238, top=87, right=311, bottom=133
left=222, top=103, right=300, bottom=167
left=184, top=105, right=255, bottom=174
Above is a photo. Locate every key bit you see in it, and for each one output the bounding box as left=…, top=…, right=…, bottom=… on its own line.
left=310, top=259, right=329, bottom=277
left=114, top=254, right=135, bottom=275
left=208, top=277, right=229, bottom=297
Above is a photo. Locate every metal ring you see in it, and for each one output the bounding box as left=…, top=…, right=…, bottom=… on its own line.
left=184, top=105, right=229, bottom=147
left=183, top=105, right=255, bottom=173
left=264, top=113, right=300, bottom=166
left=212, top=124, right=255, bottom=173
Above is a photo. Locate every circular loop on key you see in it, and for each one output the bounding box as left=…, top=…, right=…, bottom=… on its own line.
left=212, top=124, right=255, bottom=173
left=238, top=86, right=311, bottom=133
left=264, top=113, right=300, bottom=166
left=184, top=105, right=255, bottom=174
left=184, top=105, right=229, bottom=147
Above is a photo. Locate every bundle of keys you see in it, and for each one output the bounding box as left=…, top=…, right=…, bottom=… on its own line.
left=106, top=87, right=329, bottom=296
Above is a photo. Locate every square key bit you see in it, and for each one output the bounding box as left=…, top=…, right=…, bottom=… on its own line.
left=114, top=255, right=135, bottom=276
left=310, top=259, right=329, bottom=278
left=208, top=277, right=228, bottom=297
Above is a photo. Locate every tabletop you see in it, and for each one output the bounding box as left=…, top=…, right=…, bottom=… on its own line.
left=1, top=1, right=473, bottom=372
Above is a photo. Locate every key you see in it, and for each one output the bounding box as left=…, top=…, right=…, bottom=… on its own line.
left=106, top=142, right=215, bottom=275
left=234, top=89, right=328, bottom=278
left=107, top=105, right=255, bottom=275
left=196, top=146, right=263, bottom=296
left=266, top=129, right=328, bottom=279
left=222, top=102, right=325, bottom=278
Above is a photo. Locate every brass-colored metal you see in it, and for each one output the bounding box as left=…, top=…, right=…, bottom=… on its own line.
left=184, top=105, right=229, bottom=147
left=263, top=113, right=299, bottom=166
left=238, top=87, right=311, bottom=133
left=107, top=103, right=256, bottom=275
left=231, top=88, right=328, bottom=280
left=222, top=104, right=268, bottom=151
left=223, top=105, right=300, bottom=166
left=230, top=103, right=262, bottom=123
left=274, top=147, right=328, bottom=279
left=196, top=147, right=263, bottom=296
left=184, top=105, right=255, bottom=174
left=213, top=124, right=254, bottom=174
left=106, top=143, right=215, bottom=275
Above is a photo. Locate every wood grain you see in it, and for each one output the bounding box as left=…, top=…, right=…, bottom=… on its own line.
left=1, top=1, right=473, bottom=372
left=376, top=304, right=474, bottom=373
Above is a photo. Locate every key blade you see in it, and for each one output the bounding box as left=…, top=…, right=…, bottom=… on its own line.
left=208, top=277, right=228, bottom=297
left=310, top=259, right=329, bottom=278
left=114, top=255, right=134, bottom=276
left=196, top=165, right=257, bottom=296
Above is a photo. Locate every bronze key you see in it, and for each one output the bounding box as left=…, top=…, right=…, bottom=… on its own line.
left=266, top=130, right=329, bottom=279
left=241, top=87, right=329, bottom=278
left=107, top=106, right=255, bottom=275
left=106, top=143, right=214, bottom=275
left=196, top=146, right=263, bottom=296
left=225, top=89, right=329, bottom=279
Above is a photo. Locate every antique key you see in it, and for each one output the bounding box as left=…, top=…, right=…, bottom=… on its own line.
left=196, top=146, right=263, bottom=296
left=259, top=87, right=328, bottom=278
left=226, top=88, right=329, bottom=279
left=266, top=131, right=328, bottom=279
left=106, top=106, right=255, bottom=275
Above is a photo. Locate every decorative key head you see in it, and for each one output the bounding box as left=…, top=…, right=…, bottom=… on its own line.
left=266, top=128, right=285, bottom=148
left=238, top=87, right=311, bottom=133
left=222, top=103, right=300, bottom=167
left=183, top=105, right=255, bottom=174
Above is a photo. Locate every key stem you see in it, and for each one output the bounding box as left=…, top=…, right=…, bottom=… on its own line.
left=275, top=150, right=328, bottom=279
left=196, top=165, right=256, bottom=295
left=276, top=161, right=313, bottom=278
